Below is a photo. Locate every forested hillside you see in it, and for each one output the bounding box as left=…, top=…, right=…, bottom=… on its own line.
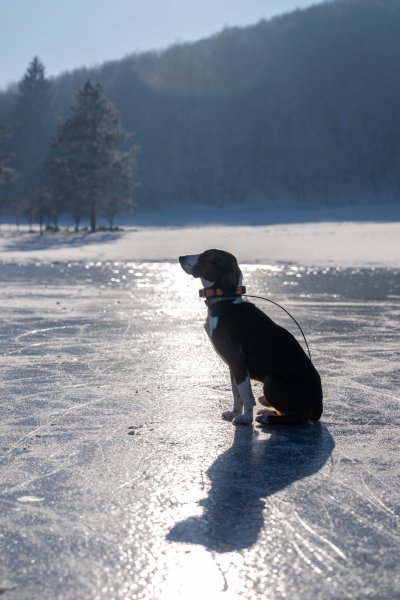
left=1, top=0, right=400, bottom=216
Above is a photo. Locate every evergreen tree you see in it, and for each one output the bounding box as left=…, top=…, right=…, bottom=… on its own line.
left=101, top=148, right=137, bottom=227
left=0, top=123, right=16, bottom=221
left=0, top=123, right=16, bottom=183
left=49, top=80, right=136, bottom=231
left=33, top=187, right=53, bottom=234
left=12, top=57, right=52, bottom=197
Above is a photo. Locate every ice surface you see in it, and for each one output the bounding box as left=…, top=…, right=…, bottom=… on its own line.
left=0, top=261, right=399, bottom=599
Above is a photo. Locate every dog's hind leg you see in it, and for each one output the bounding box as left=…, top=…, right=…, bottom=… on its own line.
left=258, top=395, right=272, bottom=407
left=258, top=413, right=306, bottom=425
left=255, top=376, right=308, bottom=425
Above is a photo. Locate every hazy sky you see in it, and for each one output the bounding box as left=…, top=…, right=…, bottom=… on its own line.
left=1, top=0, right=325, bottom=90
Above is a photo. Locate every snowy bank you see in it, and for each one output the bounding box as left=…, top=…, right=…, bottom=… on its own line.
left=0, top=219, right=399, bottom=268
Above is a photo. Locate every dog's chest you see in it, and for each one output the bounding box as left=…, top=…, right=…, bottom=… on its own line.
left=204, top=300, right=243, bottom=342
left=204, top=313, right=219, bottom=340
left=205, top=313, right=229, bottom=364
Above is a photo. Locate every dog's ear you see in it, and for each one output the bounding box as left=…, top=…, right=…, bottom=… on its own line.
left=214, top=253, right=241, bottom=293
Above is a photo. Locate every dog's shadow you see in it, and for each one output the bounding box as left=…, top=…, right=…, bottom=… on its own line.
left=167, top=423, right=335, bottom=552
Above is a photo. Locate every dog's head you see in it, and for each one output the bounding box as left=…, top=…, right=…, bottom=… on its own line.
left=179, top=249, right=242, bottom=294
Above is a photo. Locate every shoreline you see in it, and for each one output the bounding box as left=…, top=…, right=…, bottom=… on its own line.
left=0, top=219, right=399, bottom=268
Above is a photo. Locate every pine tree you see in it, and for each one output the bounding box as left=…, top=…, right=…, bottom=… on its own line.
left=49, top=80, right=136, bottom=231
left=101, top=148, right=138, bottom=228
left=12, top=57, right=52, bottom=196
left=0, top=123, right=16, bottom=221
left=0, top=123, right=16, bottom=183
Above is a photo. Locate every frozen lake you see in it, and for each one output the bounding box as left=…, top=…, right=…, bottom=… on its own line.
left=1, top=260, right=399, bottom=599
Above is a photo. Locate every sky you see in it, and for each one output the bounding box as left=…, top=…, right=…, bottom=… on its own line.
left=0, top=0, right=325, bottom=90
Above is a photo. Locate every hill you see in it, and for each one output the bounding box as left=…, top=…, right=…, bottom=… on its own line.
left=1, top=0, right=400, bottom=210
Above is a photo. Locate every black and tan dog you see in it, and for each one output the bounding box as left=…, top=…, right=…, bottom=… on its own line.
left=179, top=249, right=323, bottom=425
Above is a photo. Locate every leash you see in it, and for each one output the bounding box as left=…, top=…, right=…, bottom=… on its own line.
left=198, top=285, right=312, bottom=362
left=243, top=294, right=312, bottom=362
left=243, top=294, right=312, bottom=363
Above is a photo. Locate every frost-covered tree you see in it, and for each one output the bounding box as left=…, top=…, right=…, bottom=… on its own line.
left=0, top=123, right=16, bottom=221
left=49, top=80, right=136, bottom=231
left=0, top=123, right=16, bottom=183
left=101, top=148, right=137, bottom=227
left=12, top=57, right=52, bottom=196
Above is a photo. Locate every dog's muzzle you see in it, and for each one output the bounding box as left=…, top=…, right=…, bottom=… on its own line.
left=179, top=255, right=199, bottom=275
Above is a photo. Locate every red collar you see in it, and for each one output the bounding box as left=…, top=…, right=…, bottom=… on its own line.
left=199, top=285, right=246, bottom=299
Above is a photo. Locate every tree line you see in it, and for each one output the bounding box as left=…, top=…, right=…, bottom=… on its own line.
left=1, top=0, right=400, bottom=221
left=0, top=58, right=137, bottom=232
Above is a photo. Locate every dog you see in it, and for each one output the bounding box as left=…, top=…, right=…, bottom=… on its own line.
left=179, top=249, right=323, bottom=425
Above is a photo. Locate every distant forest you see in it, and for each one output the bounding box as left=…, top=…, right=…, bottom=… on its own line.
left=1, top=0, right=400, bottom=226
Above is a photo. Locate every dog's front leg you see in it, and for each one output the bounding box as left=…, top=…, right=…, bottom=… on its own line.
left=222, top=372, right=244, bottom=421
left=231, top=372, right=256, bottom=425
left=212, top=332, right=255, bottom=425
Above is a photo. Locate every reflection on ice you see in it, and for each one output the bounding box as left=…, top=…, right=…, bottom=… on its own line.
left=159, top=547, right=242, bottom=600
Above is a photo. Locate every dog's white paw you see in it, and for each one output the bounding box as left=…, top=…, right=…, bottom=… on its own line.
left=222, top=410, right=241, bottom=421
left=233, top=414, right=253, bottom=426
